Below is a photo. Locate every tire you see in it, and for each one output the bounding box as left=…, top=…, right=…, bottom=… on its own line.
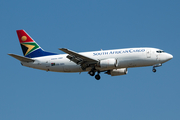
left=152, top=69, right=156, bottom=73
left=89, top=71, right=95, bottom=76
left=95, top=74, right=101, bottom=80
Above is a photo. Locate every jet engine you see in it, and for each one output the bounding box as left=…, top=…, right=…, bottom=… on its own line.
left=106, top=68, right=128, bottom=76
left=98, top=58, right=117, bottom=68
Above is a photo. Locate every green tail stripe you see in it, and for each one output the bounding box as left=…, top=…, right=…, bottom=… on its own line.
left=21, top=42, right=40, bottom=55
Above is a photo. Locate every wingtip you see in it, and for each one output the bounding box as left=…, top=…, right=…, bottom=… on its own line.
left=59, top=48, right=67, bottom=50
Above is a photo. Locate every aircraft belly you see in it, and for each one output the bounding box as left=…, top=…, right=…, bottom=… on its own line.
left=21, top=62, right=47, bottom=71
left=60, top=63, right=81, bottom=72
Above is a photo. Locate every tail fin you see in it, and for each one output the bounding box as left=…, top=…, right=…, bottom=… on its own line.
left=16, top=30, right=57, bottom=58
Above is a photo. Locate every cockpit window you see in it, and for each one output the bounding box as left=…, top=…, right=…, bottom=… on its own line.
left=156, top=50, right=165, bottom=53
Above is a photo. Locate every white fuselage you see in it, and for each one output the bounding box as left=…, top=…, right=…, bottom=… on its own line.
left=21, top=47, right=173, bottom=73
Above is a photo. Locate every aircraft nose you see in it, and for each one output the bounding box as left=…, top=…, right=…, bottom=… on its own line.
left=166, top=53, right=173, bottom=61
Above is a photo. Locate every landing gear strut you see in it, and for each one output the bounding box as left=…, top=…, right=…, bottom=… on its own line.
left=152, top=63, right=162, bottom=73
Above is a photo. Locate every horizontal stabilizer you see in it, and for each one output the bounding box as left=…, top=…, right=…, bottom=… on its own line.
left=8, top=54, right=35, bottom=62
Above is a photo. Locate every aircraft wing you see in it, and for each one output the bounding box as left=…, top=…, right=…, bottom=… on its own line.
left=8, top=54, right=35, bottom=62
left=59, top=48, right=98, bottom=67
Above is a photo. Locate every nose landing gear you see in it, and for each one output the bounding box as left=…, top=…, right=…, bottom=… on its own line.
left=152, top=68, right=156, bottom=73
left=152, top=63, right=162, bottom=73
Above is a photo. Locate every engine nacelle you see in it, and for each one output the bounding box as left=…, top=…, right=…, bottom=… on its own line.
left=98, top=58, right=117, bottom=68
left=107, top=68, right=128, bottom=76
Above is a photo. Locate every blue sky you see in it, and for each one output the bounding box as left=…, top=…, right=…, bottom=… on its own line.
left=1, top=0, right=180, bottom=119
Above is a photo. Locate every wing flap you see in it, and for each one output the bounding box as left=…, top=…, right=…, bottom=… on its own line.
left=8, top=54, right=35, bottom=62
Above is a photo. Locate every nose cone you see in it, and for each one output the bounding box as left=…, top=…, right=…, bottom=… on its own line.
left=166, top=53, right=173, bottom=61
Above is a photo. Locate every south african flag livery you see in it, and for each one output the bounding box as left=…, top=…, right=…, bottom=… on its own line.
left=17, top=30, right=57, bottom=58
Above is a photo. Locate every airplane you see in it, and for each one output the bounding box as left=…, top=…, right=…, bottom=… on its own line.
left=8, top=30, right=173, bottom=80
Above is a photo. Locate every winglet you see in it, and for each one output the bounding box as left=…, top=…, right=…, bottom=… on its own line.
left=8, top=54, right=35, bottom=62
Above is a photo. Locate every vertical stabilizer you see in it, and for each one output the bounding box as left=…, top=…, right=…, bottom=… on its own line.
left=16, top=30, right=57, bottom=58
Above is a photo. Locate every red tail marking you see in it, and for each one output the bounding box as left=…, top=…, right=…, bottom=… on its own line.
left=16, top=30, right=35, bottom=43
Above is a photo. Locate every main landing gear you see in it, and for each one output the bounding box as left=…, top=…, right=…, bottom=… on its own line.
left=152, top=63, right=162, bottom=73
left=95, top=72, right=101, bottom=80
left=88, top=70, right=101, bottom=80
left=89, top=71, right=95, bottom=76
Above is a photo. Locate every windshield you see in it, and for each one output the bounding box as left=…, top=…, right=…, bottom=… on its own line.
left=156, top=50, right=165, bottom=53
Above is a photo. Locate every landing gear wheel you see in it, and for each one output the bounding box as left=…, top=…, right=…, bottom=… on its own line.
left=89, top=71, right=95, bottom=76
left=152, top=69, right=156, bottom=73
left=95, top=74, right=101, bottom=80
